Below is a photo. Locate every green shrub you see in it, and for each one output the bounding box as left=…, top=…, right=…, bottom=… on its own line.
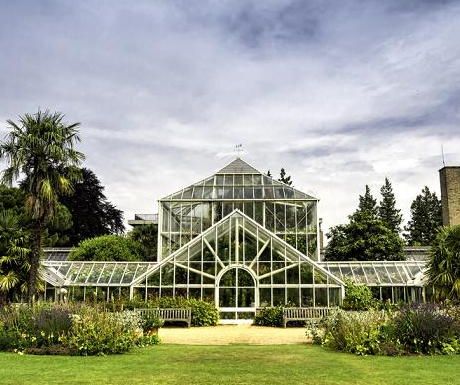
left=0, top=304, right=160, bottom=355
left=254, top=307, right=283, bottom=327
left=308, top=305, right=460, bottom=356
left=69, top=235, right=143, bottom=261
left=342, top=280, right=376, bottom=311
left=141, top=313, right=164, bottom=332
left=388, top=304, right=460, bottom=355
left=308, top=309, right=387, bottom=355
left=62, top=307, right=159, bottom=355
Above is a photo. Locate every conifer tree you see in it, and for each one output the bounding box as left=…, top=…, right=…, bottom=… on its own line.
left=405, top=186, right=442, bottom=245
left=353, top=185, right=378, bottom=219
left=378, top=177, right=402, bottom=234
left=325, top=184, right=404, bottom=261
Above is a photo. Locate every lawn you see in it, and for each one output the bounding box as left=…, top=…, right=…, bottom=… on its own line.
left=0, top=345, right=459, bottom=385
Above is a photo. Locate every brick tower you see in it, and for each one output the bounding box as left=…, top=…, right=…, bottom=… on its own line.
left=439, top=166, right=460, bottom=226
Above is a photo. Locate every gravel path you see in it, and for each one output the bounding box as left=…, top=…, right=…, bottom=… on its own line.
left=159, top=324, right=309, bottom=345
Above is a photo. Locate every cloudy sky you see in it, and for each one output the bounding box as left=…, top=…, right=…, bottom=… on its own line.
left=1, top=0, right=459, bottom=234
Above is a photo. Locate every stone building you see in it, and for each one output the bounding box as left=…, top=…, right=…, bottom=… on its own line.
left=439, top=166, right=460, bottom=226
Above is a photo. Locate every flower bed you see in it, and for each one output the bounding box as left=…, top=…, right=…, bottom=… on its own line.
left=0, top=303, right=160, bottom=356
left=307, top=303, right=460, bottom=356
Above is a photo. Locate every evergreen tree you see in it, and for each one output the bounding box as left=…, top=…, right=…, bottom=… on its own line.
left=378, top=177, right=402, bottom=234
left=325, top=184, right=404, bottom=261
left=353, top=185, right=378, bottom=219
left=405, top=186, right=442, bottom=245
left=325, top=214, right=404, bottom=261
left=278, top=168, right=292, bottom=186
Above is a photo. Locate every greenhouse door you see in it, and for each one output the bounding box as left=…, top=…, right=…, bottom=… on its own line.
left=217, top=267, right=257, bottom=321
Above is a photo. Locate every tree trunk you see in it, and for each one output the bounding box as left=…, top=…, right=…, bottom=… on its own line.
left=28, top=219, right=43, bottom=303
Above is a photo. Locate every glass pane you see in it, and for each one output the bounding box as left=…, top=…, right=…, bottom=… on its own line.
left=301, top=288, right=313, bottom=306
left=273, top=288, right=285, bottom=306
left=315, top=288, right=328, bottom=306
left=238, top=288, right=255, bottom=307
left=219, top=288, right=236, bottom=307
left=243, top=175, right=253, bottom=185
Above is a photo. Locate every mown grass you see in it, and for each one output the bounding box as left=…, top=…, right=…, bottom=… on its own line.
left=0, top=345, right=459, bottom=385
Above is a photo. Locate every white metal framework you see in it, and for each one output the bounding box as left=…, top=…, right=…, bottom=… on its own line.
left=158, top=158, right=319, bottom=262
left=40, top=158, right=432, bottom=315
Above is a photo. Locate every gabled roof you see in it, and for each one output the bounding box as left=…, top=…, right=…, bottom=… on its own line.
left=160, top=157, right=318, bottom=201
left=216, top=158, right=261, bottom=174
left=131, top=209, right=344, bottom=287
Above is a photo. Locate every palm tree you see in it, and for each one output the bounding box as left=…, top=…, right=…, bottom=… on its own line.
left=0, top=110, right=84, bottom=302
left=427, top=225, right=460, bottom=301
left=0, top=210, right=31, bottom=302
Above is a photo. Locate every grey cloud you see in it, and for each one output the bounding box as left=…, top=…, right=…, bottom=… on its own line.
left=1, top=0, right=460, bottom=233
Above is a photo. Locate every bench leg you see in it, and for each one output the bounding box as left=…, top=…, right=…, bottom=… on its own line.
left=283, top=318, right=287, bottom=328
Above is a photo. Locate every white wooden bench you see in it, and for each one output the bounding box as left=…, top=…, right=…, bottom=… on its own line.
left=135, top=308, right=192, bottom=327
left=282, top=307, right=332, bottom=328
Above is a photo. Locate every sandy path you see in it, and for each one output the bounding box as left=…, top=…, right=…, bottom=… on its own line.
left=159, top=324, right=309, bottom=345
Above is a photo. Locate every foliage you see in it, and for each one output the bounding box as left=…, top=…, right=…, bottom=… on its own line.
left=355, top=185, right=379, bottom=219
left=405, top=186, right=442, bottom=246
left=309, top=304, right=460, bottom=356
left=0, top=185, right=73, bottom=248
left=254, top=306, right=283, bottom=327
left=427, top=225, right=460, bottom=301
left=0, top=303, right=74, bottom=351
left=308, top=309, right=386, bottom=355
left=378, top=178, right=402, bottom=234
left=129, top=224, right=158, bottom=261
left=126, top=297, right=219, bottom=326
left=60, top=168, right=124, bottom=246
left=62, top=307, right=152, bottom=355
left=388, top=304, right=460, bottom=355
left=278, top=168, right=292, bottom=186
left=43, top=203, right=73, bottom=246
left=0, top=210, right=31, bottom=301
left=0, top=303, right=159, bottom=355
left=342, top=280, right=376, bottom=311
left=141, top=313, right=164, bottom=332
left=325, top=212, right=404, bottom=261
left=325, top=184, right=404, bottom=261
left=69, top=235, right=144, bottom=261
left=0, top=110, right=85, bottom=301
left=0, top=185, right=26, bottom=218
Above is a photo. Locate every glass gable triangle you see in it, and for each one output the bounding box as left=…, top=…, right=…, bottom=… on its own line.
left=133, top=210, right=343, bottom=310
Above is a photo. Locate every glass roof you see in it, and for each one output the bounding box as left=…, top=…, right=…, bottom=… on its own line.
left=42, top=249, right=428, bottom=288
left=318, top=261, right=427, bottom=286
left=161, top=158, right=317, bottom=201
left=43, top=261, right=158, bottom=286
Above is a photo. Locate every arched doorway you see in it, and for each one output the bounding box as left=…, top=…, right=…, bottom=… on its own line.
left=216, top=266, right=257, bottom=321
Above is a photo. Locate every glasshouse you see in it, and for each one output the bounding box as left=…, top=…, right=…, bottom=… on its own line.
left=42, top=158, right=430, bottom=319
